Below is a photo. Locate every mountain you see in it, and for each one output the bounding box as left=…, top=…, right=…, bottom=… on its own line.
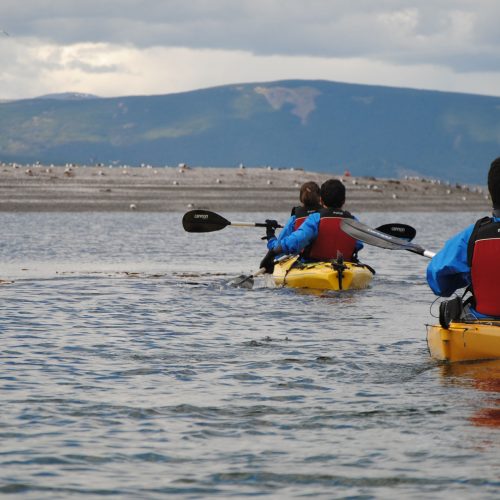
left=0, top=79, right=499, bottom=183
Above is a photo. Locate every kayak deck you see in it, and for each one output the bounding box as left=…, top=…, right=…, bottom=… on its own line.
left=273, top=256, right=374, bottom=291
left=426, top=321, right=500, bottom=362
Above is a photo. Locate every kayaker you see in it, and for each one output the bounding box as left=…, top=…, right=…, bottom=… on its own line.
left=427, top=157, right=500, bottom=321
left=263, top=181, right=321, bottom=248
left=260, top=179, right=362, bottom=273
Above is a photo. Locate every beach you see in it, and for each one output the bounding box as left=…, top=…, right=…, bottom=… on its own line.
left=0, top=162, right=490, bottom=212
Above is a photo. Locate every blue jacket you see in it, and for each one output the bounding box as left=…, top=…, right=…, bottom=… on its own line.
left=267, top=212, right=363, bottom=256
left=267, top=215, right=296, bottom=251
left=426, top=216, right=500, bottom=318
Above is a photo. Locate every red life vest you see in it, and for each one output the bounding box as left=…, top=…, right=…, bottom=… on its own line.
left=305, top=208, right=357, bottom=261
left=467, top=217, right=500, bottom=316
left=292, top=205, right=322, bottom=230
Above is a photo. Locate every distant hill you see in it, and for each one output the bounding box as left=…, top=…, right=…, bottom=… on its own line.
left=0, top=80, right=499, bottom=183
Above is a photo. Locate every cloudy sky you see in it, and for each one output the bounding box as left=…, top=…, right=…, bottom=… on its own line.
left=1, top=0, right=500, bottom=100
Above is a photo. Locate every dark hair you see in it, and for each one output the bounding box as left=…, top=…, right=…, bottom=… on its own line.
left=320, top=179, right=346, bottom=208
left=299, top=181, right=320, bottom=208
left=488, top=157, right=500, bottom=208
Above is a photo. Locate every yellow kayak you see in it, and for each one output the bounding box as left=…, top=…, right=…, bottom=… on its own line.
left=273, top=256, right=374, bottom=291
left=427, top=322, right=500, bottom=362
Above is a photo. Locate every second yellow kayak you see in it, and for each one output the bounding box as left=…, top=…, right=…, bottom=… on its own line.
left=426, top=321, right=500, bottom=362
left=273, top=256, right=374, bottom=291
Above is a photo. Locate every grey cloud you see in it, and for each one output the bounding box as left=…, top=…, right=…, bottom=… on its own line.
left=1, top=1, right=499, bottom=72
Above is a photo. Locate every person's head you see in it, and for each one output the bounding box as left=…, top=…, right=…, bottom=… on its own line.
left=299, top=181, right=320, bottom=208
left=320, top=179, right=346, bottom=208
left=488, top=157, right=500, bottom=208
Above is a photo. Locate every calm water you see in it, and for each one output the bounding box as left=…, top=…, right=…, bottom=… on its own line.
left=0, top=212, right=499, bottom=499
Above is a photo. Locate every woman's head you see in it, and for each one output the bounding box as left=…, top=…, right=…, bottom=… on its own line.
left=299, top=181, right=321, bottom=208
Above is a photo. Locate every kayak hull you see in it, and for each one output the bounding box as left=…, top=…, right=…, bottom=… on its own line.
left=273, top=256, right=374, bottom=291
left=426, top=322, right=500, bottom=362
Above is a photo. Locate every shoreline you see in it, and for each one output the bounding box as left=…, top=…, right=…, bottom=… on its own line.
left=0, top=162, right=490, bottom=212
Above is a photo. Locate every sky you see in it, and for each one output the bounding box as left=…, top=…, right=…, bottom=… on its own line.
left=1, top=0, right=500, bottom=100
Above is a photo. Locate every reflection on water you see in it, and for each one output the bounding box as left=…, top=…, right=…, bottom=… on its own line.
left=0, top=212, right=499, bottom=498
left=441, top=360, right=500, bottom=428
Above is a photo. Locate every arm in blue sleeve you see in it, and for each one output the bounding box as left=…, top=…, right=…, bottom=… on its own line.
left=267, top=215, right=296, bottom=251
left=353, top=215, right=363, bottom=252
left=279, top=213, right=320, bottom=254
left=426, top=224, right=475, bottom=297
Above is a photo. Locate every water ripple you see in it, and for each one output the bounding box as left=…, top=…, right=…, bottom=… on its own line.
left=0, top=212, right=498, bottom=498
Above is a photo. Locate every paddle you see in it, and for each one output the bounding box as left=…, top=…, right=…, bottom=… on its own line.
left=341, top=219, right=436, bottom=258
left=182, top=209, right=283, bottom=233
left=183, top=209, right=415, bottom=240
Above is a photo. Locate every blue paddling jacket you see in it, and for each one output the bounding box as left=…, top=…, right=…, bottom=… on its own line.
left=427, top=215, right=500, bottom=318
left=267, top=205, right=321, bottom=252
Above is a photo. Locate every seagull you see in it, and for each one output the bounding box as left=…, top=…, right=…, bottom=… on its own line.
left=0, top=29, right=9, bottom=36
